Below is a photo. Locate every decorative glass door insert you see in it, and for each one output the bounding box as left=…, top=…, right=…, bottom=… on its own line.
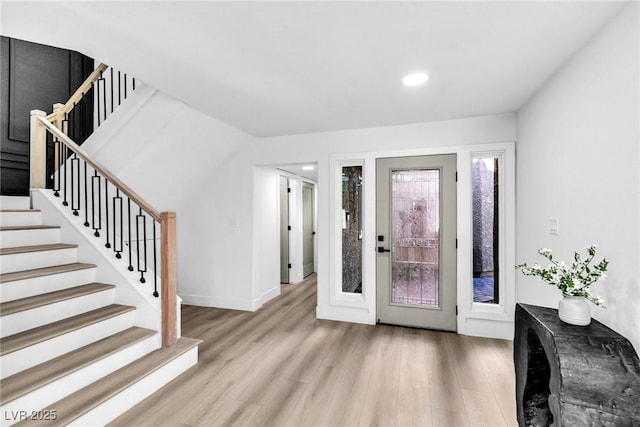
left=391, top=169, right=440, bottom=307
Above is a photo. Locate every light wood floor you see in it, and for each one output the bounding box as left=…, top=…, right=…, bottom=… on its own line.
left=110, top=274, right=517, bottom=427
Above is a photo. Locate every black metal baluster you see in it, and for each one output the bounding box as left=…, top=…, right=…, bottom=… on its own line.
left=136, top=208, right=147, bottom=283
left=124, top=73, right=127, bottom=99
left=153, top=221, right=158, bottom=297
left=79, top=95, right=85, bottom=142
left=83, top=162, right=89, bottom=226
left=110, top=68, right=115, bottom=114
left=113, top=189, right=123, bottom=259
left=118, top=71, right=122, bottom=106
left=91, top=172, right=101, bottom=237
left=128, top=199, right=134, bottom=271
left=133, top=77, right=136, bottom=91
left=71, top=156, right=80, bottom=216
left=96, top=79, right=101, bottom=127
left=53, top=137, right=60, bottom=197
left=102, top=74, right=107, bottom=124
left=105, top=178, right=110, bottom=248
left=62, top=114, right=69, bottom=207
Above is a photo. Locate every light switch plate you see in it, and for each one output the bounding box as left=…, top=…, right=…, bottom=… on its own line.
left=550, top=217, right=559, bottom=235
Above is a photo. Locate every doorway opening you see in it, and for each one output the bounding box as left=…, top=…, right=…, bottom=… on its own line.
left=276, top=164, right=317, bottom=285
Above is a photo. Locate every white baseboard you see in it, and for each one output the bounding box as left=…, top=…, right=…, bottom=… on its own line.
left=463, top=317, right=514, bottom=340
left=316, top=304, right=371, bottom=325
left=179, top=293, right=255, bottom=311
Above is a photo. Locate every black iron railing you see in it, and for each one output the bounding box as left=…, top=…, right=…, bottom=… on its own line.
left=44, top=119, right=160, bottom=296
left=30, top=63, right=177, bottom=347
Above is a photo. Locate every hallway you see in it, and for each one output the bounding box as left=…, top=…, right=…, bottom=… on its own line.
left=111, top=275, right=517, bottom=426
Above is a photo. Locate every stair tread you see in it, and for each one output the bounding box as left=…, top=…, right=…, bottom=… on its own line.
left=0, top=243, right=78, bottom=256
left=0, top=283, right=116, bottom=316
left=0, top=210, right=41, bottom=213
left=0, top=327, right=157, bottom=405
left=0, top=304, right=136, bottom=356
left=15, top=337, right=201, bottom=427
left=0, top=225, right=60, bottom=231
left=0, top=262, right=96, bottom=283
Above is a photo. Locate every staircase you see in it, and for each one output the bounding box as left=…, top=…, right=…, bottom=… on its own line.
left=0, top=195, right=200, bottom=426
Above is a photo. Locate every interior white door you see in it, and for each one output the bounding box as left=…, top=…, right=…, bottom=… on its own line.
left=302, top=182, right=315, bottom=277
left=376, top=154, right=457, bottom=331
left=279, top=176, right=290, bottom=283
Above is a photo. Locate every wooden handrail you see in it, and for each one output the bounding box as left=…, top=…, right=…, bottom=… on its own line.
left=35, top=114, right=162, bottom=221
left=66, top=63, right=109, bottom=115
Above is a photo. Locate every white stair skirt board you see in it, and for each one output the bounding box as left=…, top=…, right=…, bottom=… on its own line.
left=0, top=211, right=42, bottom=227
left=0, top=286, right=116, bottom=337
left=0, top=226, right=61, bottom=248
left=0, top=246, right=78, bottom=274
left=0, top=309, right=135, bottom=379
left=0, top=333, right=157, bottom=422
left=0, top=265, right=97, bottom=302
left=69, top=347, right=199, bottom=427
left=0, top=196, right=30, bottom=210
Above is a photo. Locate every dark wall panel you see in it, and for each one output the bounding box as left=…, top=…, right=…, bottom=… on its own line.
left=1, top=36, right=93, bottom=196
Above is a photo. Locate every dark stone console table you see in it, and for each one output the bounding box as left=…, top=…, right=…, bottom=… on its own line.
left=514, top=303, right=640, bottom=426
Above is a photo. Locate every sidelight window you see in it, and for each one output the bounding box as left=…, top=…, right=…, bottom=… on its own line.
left=472, top=155, right=501, bottom=304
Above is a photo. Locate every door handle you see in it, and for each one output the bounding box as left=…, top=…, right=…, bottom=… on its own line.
left=377, top=247, right=391, bottom=253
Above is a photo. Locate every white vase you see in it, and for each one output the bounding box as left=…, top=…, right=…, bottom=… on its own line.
left=558, top=295, right=591, bottom=326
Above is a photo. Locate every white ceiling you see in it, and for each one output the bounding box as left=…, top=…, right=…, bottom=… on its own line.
left=0, top=1, right=627, bottom=137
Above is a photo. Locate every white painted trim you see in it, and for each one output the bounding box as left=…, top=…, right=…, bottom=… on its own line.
left=323, top=141, right=516, bottom=336
left=461, top=146, right=516, bottom=327
left=179, top=293, right=256, bottom=311
left=463, top=317, right=514, bottom=340
left=330, top=159, right=367, bottom=308
left=256, top=286, right=281, bottom=308
left=316, top=304, right=370, bottom=325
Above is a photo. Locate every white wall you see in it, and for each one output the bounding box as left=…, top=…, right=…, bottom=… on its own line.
left=517, top=3, right=640, bottom=352
left=80, top=85, right=255, bottom=309
left=246, top=114, right=517, bottom=337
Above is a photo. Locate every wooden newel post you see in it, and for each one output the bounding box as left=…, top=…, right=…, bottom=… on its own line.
left=30, top=110, right=47, bottom=189
left=161, top=211, right=177, bottom=347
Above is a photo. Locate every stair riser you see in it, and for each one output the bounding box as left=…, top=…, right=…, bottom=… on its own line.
left=0, top=335, right=158, bottom=422
left=0, top=248, right=78, bottom=274
left=0, top=311, right=135, bottom=379
left=0, top=228, right=61, bottom=248
left=1, top=289, right=116, bottom=337
left=0, top=197, right=30, bottom=210
left=0, top=212, right=42, bottom=227
left=69, top=347, right=199, bottom=427
left=1, top=268, right=96, bottom=303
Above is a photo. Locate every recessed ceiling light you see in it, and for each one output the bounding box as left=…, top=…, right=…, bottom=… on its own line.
left=402, top=72, right=429, bottom=87
left=302, top=165, right=315, bottom=171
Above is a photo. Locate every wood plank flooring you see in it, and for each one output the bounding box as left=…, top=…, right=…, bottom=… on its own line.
left=110, top=275, right=517, bottom=427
